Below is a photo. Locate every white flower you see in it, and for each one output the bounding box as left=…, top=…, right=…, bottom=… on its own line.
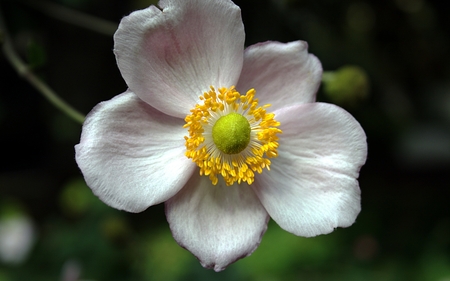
left=75, top=0, right=367, bottom=271
left=0, top=216, right=35, bottom=264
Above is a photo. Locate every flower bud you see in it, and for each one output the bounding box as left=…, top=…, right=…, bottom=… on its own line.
left=322, top=65, right=369, bottom=106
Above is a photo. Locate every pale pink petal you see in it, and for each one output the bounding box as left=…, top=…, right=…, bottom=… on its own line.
left=114, top=0, right=244, bottom=118
left=165, top=176, right=269, bottom=272
left=75, top=91, right=195, bottom=212
left=253, top=103, right=367, bottom=237
left=236, top=41, right=322, bottom=110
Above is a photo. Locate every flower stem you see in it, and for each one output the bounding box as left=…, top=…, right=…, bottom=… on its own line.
left=0, top=8, right=85, bottom=124
left=15, top=0, right=117, bottom=36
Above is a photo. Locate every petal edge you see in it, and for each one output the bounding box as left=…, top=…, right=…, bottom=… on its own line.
left=75, top=91, right=195, bottom=212
left=236, top=41, right=322, bottom=110
left=114, top=0, right=245, bottom=118
left=166, top=176, right=269, bottom=271
left=254, top=103, right=367, bottom=237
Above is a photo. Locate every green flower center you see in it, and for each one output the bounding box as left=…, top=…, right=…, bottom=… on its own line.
left=212, top=112, right=251, bottom=154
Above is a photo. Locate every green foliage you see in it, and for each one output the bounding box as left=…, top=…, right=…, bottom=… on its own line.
left=26, top=40, right=47, bottom=69
left=0, top=200, right=26, bottom=220
left=133, top=228, right=194, bottom=281
left=59, top=178, right=96, bottom=217
left=0, top=270, right=12, bottom=281
left=322, top=65, right=369, bottom=107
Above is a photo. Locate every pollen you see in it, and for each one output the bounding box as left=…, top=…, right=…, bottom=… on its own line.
left=184, top=86, right=282, bottom=186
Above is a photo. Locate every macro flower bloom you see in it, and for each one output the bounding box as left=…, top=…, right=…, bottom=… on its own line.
left=75, top=0, right=367, bottom=272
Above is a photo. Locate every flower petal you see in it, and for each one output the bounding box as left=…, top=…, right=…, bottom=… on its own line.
left=236, top=41, right=322, bottom=110
left=165, top=176, right=269, bottom=272
left=253, top=103, right=367, bottom=237
left=114, top=0, right=245, bottom=118
left=75, top=91, right=195, bottom=212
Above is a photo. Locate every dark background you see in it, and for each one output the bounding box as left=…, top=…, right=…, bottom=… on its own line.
left=1, top=0, right=449, bottom=280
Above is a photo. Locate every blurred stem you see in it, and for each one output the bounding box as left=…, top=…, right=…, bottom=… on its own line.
left=15, top=0, right=117, bottom=36
left=0, top=9, right=85, bottom=124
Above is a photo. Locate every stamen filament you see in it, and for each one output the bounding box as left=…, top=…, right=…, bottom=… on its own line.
left=184, top=86, right=282, bottom=186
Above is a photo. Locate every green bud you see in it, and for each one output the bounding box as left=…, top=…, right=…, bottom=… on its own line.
left=322, top=65, right=369, bottom=106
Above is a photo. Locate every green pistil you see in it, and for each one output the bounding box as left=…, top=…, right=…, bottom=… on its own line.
left=212, top=113, right=251, bottom=154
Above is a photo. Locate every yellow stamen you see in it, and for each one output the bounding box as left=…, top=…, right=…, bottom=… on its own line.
left=184, top=86, right=282, bottom=186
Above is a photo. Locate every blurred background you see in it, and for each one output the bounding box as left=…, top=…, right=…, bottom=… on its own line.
left=1, top=0, right=449, bottom=280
